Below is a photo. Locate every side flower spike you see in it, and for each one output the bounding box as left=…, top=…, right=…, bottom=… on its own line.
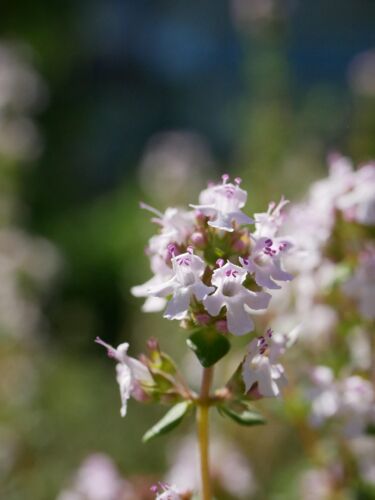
left=147, top=247, right=215, bottom=321
left=240, top=237, right=293, bottom=290
left=190, top=175, right=253, bottom=232
left=203, top=261, right=271, bottom=335
left=242, top=328, right=288, bottom=397
left=95, top=338, right=153, bottom=417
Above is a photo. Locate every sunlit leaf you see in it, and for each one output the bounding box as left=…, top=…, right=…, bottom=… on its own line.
left=186, top=328, right=230, bottom=368
left=142, top=401, right=191, bottom=442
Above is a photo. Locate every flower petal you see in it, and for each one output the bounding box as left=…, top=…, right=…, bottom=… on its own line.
left=164, top=288, right=191, bottom=320
left=203, top=292, right=225, bottom=317
left=226, top=301, right=254, bottom=335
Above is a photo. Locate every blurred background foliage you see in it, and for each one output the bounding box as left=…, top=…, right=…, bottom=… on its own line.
left=0, top=1, right=375, bottom=498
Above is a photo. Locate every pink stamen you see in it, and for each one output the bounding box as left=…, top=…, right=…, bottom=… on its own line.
left=216, top=258, right=224, bottom=267
left=187, top=245, right=194, bottom=254
left=234, top=177, right=242, bottom=185
left=222, top=173, right=229, bottom=183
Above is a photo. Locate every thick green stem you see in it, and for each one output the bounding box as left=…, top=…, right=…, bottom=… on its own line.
left=197, top=366, right=213, bottom=500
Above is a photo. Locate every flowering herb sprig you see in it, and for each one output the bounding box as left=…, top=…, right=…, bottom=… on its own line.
left=97, top=175, right=296, bottom=499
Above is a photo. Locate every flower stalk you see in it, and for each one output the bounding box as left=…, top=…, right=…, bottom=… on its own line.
left=197, top=366, right=214, bottom=500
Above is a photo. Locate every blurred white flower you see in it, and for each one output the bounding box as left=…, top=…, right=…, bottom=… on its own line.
left=56, top=453, right=134, bottom=500
left=308, top=367, right=375, bottom=437
left=166, top=434, right=256, bottom=498
left=139, top=131, right=214, bottom=204
left=343, top=247, right=375, bottom=319
left=0, top=42, right=47, bottom=160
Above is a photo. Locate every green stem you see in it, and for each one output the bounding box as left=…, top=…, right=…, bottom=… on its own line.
left=197, top=366, right=213, bottom=500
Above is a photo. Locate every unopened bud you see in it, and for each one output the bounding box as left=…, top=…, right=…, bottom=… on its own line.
left=216, top=319, right=228, bottom=334
left=147, top=337, right=160, bottom=352
left=232, top=238, right=246, bottom=252
left=191, top=231, right=205, bottom=248
left=195, top=313, right=211, bottom=325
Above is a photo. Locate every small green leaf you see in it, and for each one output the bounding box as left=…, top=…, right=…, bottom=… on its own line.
left=142, top=401, right=191, bottom=442
left=218, top=401, right=266, bottom=426
left=186, top=328, right=230, bottom=368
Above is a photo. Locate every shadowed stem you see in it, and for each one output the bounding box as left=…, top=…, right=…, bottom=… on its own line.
left=197, top=366, right=213, bottom=500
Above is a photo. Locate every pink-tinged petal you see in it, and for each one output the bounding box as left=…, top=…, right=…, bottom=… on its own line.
left=116, top=363, right=133, bottom=417
left=254, top=267, right=281, bottom=290
left=231, top=211, right=254, bottom=225
left=142, top=296, right=166, bottom=313
left=244, top=290, right=271, bottom=310
left=208, top=214, right=234, bottom=232
left=226, top=301, right=254, bottom=335
left=146, top=277, right=176, bottom=298
left=192, top=282, right=215, bottom=301
left=242, top=362, right=258, bottom=392
left=257, top=359, right=280, bottom=397
left=203, top=292, right=225, bottom=317
left=270, top=261, right=293, bottom=282
left=164, top=288, right=191, bottom=320
left=127, top=358, right=153, bottom=385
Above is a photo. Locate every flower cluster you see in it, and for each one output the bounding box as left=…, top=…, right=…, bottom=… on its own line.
left=308, top=366, right=375, bottom=437
left=132, top=175, right=292, bottom=336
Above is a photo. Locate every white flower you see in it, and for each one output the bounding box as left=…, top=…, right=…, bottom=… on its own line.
left=140, top=202, right=195, bottom=257
left=56, top=453, right=134, bottom=500
left=336, top=163, right=375, bottom=225
left=343, top=247, right=375, bottom=319
left=308, top=366, right=340, bottom=426
left=190, top=174, right=253, bottom=232
left=95, top=338, right=153, bottom=417
left=308, top=368, right=375, bottom=436
left=203, top=261, right=271, bottom=335
left=253, top=196, right=289, bottom=239
left=147, top=248, right=214, bottom=320
left=240, top=236, right=293, bottom=290
left=242, top=329, right=288, bottom=397
left=131, top=255, right=172, bottom=312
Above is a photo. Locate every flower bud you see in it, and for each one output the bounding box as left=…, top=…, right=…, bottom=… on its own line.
left=191, top=231, right=206, bottom=248
left=215, top=319, right=228, bottom=334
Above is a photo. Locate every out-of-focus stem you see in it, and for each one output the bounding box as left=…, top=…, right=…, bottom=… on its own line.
left=197, top=366, right=213, bottom=500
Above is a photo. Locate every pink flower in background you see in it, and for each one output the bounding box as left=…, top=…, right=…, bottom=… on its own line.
left=203, top=261, right=271, bottom=335
left=56, top=453, right=134, bottom=500
left=95, top=338, right=153, bottom=417
left=343, top=247, right=375, bottom=319
left=336, top=163, right=375, bottom=225
left=190, top=174, right=253, bottom=232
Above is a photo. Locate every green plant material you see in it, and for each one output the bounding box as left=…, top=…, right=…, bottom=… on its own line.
left=186, top=328, right=230, bottom=368
left=366, top=423, right=375, bottom=436
left=218, top=400, right=266, bottom=426
left=142, top=401, right=191, bottom=442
